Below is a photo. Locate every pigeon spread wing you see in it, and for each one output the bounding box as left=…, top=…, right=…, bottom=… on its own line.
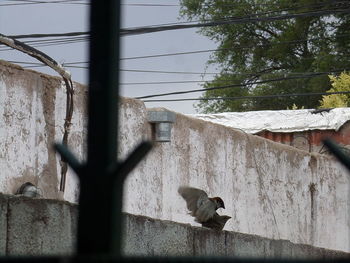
left=178, top=186, right=208, bottom=216
left=178, top=186, right=216, bottom=222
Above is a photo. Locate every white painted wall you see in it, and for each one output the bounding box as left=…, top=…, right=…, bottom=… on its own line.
left=121, top=108, right=350, bottom=252
left=1, top=60, right=349, bottom=253
left=0, top=60, right=84, bottom=200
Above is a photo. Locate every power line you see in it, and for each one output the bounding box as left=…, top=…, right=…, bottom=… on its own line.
left=8, top=32, right=88, bottom=39
left=0, top=35, right=88, bottom=51
left=120, top=32, right=350, bottom=60
left=122, top=0, right=349, bottom=30
left=2, top=4, right=349, bottom=39
left=2, top=0, right=344, bottom=9
left=7, top=60, right=350, bottom=78
left=7, top=60, right=217, bottom=74
left=136, top=69, right=349, bottom=99
left=121, top=7, right=350, bottom=36
left=121, top=1, right=340, bottom=9
left=119, top=69, right=217, bottom=75
left=120, top=49, right=218, bottom=60
left=119, top=69, right=348, bottom=76
left=122, top=80, right=215, bottom=85
left=121, top=3, right=179, bottom=7
left=3, top=32, right=349, bottom=61
left=1, top=34, right=349, bottom=61
left=0, top=0, right=87, bottom=6
left=2, top=0, right=180, bottom=6
left=190, top=1, right=342, bottom=10
left=142, top=91, right=350, bottom=102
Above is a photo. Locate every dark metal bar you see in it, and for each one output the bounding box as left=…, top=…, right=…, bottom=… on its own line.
left=77, top=0, right=121, bottom=257
left=51, top=0, right=153, bottom=259
left=323, top=138, right=350, bottom=171
left=54, top=143, right=82, bottom=176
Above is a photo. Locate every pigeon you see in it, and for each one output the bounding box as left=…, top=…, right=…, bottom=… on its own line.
left=178, top=186, right=231, bottom=230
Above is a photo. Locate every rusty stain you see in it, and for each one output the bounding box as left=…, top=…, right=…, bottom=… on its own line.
left=257, top=122, right=350, bottom=153
left=308, top=155, right=317, bottom=171
left=309, top=183, right=317, bottom=221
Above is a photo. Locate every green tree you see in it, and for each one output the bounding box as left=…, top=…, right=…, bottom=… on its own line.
left=180, top=0, right=350, bottom=112
left=319, top=72, right=350, bottom=108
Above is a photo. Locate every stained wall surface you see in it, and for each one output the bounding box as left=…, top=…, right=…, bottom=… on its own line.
left=1, top=60, right=350, bottom=253
left=0, top=60, right=85, bottom=201
left=0, top=194, right=348, bottom=259
left=122, top=109, right=350, bottom=252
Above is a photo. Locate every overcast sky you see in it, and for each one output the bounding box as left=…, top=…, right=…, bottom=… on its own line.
left=0, top=0, right=220, bottom=114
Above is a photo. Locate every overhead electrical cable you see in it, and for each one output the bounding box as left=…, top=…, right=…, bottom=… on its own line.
left=7, top=60, right=350, bottom=78
left=122, top=0, right=349, bottom=29
left=136, top=69, right=349, bottom=99
left=141, top=91, right=350, bottom=102
left=3, top=32, right=349, bottom=62
left=2, top=0, right=181, bottom=6
left=2, top=3, right=348, bottom=40
left=119, top=69, right=216, bottom=75
left=5, top=60, right=343, bottom=79
left=121, top=8, right=350, bottom=36
left=0, top=36, right=88, bottom=51
left=120, top=33, right=350, bottom=60
left=121, top=3, right=179, bottom=7
left=3, top=0, right=346, bottom=9
left=0, top=0, right=87, bottom=6
left=8, top=31, right=88, bottom=39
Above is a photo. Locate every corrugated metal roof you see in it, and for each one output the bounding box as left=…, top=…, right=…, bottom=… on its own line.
left=189, top=108, right=350, bottom=134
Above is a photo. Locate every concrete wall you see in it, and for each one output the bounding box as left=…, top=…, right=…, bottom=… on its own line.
left=1, top=60, right=350, bottom=253
left=121, top=106, right=350, bottom=252
left=0, top=194, right=76, bottom=255
left=123, top=213, right=349, bottom=259
left=0, top=60, right=85, bottom=201
left=0, top=194, right=348, bottom=259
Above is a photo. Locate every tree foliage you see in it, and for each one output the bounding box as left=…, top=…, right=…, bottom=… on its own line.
left=319, top=72, right=350, bottom=108
left=180, top=0, right=350, bottom=112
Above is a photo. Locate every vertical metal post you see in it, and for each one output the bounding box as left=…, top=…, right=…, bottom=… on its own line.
left=78, top=0, right=121, bottom=257
left=54, top=0, right=152, bottom=259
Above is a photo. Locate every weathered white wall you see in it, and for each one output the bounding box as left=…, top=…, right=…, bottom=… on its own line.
left=1, top=60, right=350, bottom=253
left=121, top=106, right=350, bottom=253
left=0, top=60, right=85, bottom=201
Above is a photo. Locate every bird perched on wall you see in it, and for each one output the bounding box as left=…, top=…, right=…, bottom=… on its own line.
left=178, top=186, right=231, bottom=230
left=15, top=182, right=40, bottom=198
